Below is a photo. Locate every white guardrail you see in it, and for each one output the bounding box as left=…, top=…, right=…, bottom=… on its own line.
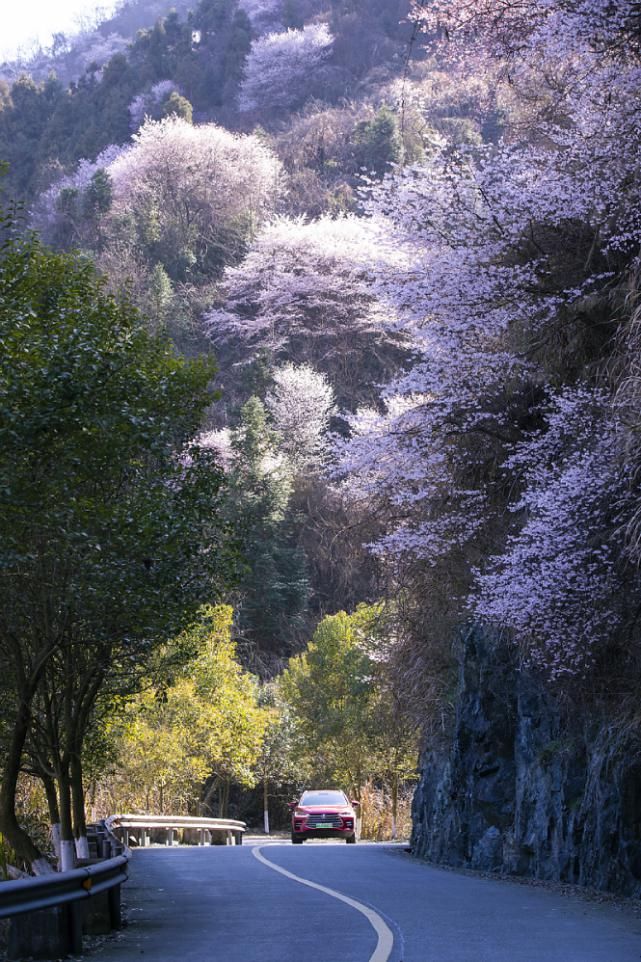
left=106, top=813, right=247, bottom=847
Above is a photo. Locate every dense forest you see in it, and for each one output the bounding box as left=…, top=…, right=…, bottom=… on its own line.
left=1, top=0, right=641, bottom=897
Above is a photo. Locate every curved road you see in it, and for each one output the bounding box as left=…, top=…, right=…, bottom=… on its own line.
left=94, top=841, right=641, bottom=962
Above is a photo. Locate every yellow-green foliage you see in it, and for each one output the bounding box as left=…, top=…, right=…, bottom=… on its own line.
left=102, top=606, right=269, bottom=814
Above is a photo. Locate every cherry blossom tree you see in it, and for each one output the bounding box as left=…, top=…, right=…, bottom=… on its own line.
left=411, top=0, right=641, bottom=63
left=36, top=117, right=283, bottom=283
left=238, top=0, right=283, bottom=32
left=206, top=215, right=408, bottom=409
left=336, top=0, right=641, bottom=676
left=474, top=387, right=629, bottom=678
left=107, top=117, right=282, bottom=280
left=239, top=23, right=334, bottom=113
left=265, top=363, right=336, bottom=471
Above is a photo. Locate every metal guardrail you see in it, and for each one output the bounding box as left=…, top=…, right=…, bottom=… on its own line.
left=0, top=855, right=128, bottom=920
left=108, top=813, right=246, bottom=830
left=0, top=819, right=128, bottom=959
left=107, top=813, right=247, bottom=845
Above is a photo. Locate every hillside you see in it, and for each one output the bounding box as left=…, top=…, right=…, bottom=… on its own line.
left=0, top=0, right=415, bottom=200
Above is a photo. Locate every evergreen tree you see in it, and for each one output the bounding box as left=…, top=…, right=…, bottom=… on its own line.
left=229, top=398, right=310, bottom=656
left=161, top=90, right=193, bottom=122
left=352, top=106, right=402, bottom=177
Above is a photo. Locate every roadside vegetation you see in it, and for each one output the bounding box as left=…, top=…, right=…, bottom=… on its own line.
left=91, top=604, right=417, bottom=839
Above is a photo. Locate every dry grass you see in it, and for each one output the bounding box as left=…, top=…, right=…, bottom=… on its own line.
left=359, top=782, right=414, bottom=841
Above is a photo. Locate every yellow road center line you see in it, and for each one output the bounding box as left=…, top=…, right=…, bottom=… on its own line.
left=252, top=845, right=395, bottom=962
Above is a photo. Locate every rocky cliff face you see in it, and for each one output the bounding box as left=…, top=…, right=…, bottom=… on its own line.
left=411, top=629, right=641, bottom=895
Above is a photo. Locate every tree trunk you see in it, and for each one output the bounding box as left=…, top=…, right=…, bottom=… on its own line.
left=220, top=779, right=230, bottom=819
left=354, top=782, right=363, bottom=840
left=0, top=692, right=51, bottom=873
left=263, top=775, right=270, bottom=835
left=57, top=767, right=75, bottom=872
left=42, top=773, right=61, bottom=862
left=71, top=753, right=89, bottom=860
left=391, top=773, right=398, bottom=841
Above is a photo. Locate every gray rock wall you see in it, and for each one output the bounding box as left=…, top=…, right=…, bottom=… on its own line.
left=411, top=628, right=641, bottom=895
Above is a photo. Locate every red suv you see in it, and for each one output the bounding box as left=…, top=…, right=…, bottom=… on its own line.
left=289, top=789, right=359, bottom=844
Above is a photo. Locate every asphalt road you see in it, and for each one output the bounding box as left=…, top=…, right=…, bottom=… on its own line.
left=93, top=841, right=641, bottom=962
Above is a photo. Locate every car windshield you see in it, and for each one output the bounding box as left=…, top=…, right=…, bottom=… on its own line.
left=300, top=790, right=347, bottom=806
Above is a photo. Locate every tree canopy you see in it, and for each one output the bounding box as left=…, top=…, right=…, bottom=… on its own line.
left=0, top=207, right=236, bottom=868
left=104, top=606, right=268, bottom=815
left=279, top=607, right=418, bottom=810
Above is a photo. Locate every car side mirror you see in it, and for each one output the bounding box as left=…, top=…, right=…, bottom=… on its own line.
left=351, top=800, right=360, bottom=808
left=287, top=801, right=298, bottom=811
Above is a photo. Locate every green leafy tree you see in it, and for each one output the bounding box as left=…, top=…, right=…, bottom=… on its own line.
left=190, top=607, right=269, bottom=814
left=104, top=606, right=269, bottom=816
left=278, top=606, right=419, bottom=834
left=0, top=76, right=65, bottom=198
left=146, top=262, right=174, bottom=329
left=161, top=91, right=193, bottom=123
left=0, top=209, right=235, bottom=871
left=279, top=610, right=376, bottom=797
left=83, top=168, right=113, bottom=219
left=254, top=683, right=299, bottom=833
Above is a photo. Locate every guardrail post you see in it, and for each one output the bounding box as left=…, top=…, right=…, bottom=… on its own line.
left=235, top=831, right=243, bottom=845
left=198, top=829, right=204, bottom=846
left=69, top=902, right=84, bottom=952
left=108, top=884, right=122, bottom=930
left=166, top=828, right=174, bottom=846
left=82, top=891, right=114, bottom=937
left=88, top=830, right=100, bottom=860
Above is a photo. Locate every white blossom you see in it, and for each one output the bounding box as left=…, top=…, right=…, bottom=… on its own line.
left=239, top=24, right=334, bottom=112
left=265, top=363, right=335, bottom=470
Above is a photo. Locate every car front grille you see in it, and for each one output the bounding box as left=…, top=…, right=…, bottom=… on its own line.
left=306, top=813, right=342, bottom=828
